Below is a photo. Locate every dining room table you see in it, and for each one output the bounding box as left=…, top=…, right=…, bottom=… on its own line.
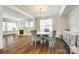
left=36, top=31, right=52, bottom=44
left=37, top=31, right=52, bottom=36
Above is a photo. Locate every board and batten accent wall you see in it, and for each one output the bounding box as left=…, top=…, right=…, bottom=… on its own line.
left=35, top=17, right=40, bottom=31
left=68, top=6, right=79, bottom=32
left=53, top=16, right=68, bottom=37
left=0, top=6, right=3, bottom=49
left=35, top=16, right=68, bottom=37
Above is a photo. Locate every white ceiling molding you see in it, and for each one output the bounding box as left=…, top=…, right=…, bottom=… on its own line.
left=15, top=5, right=63, bottom=18
left=60, top=5, right=77, bottom=16
left=4, top=5, right=34, bottom=19
left=2, top=7, right=26, bottom=21
left=59, top=5, right=67, bottom=16
left=3, top=18, right=17, bottom=22
left=3, top=14, right=20, bottom=22
left=4, top=5, right=76, bottom=19
left=16, top=5, right=36, bottom=17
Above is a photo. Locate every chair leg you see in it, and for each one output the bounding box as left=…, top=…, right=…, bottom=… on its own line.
left=31, top=41, right=33, bottom=46
left=45, top=40, right=46, bottom=44
left=53, top=41, right=56, bottom=47
left=35, top=41, right=37, bottom=48
left=49, top=41, right=55, bottom=48
left=49, top=41, right=52, bottom=48
left=43, top=40, right=46, bottom=44
left=40, top=40, right=43, bottom=45
left=52, top=41, right=55, bottom=47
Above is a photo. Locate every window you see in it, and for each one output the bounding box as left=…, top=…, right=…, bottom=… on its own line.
left=12, top=23, right=16, bottom=28
left=26, top=20, right=29, bottom=28
left=7, top=23, right=13, bottom=31
left=26, top=21, right=34, bottom=28
left=29, top=21, right=33, bottom=28
left=12, top=23, right=17, bottom=30
left=3, top=22, right=17, bottom=31
left=40, top=19, right=53, bottom=32
left=3, top=22, right=6, bottom=31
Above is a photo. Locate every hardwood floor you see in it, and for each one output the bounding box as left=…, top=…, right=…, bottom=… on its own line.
left=1, top=34, right=69, bottom=54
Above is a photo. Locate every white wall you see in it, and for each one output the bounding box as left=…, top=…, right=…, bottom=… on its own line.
left=0, top=6, right=3, bottom=49
left=68, top=6, right=79, bottom=32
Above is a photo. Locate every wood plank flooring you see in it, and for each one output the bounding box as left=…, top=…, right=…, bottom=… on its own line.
left=1, top=35, right=69, bottom=54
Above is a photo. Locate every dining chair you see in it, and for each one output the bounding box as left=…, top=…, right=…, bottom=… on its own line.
left=30, top=30, right=42, bottom=48
left=47, top=30, right=56, bottom=48
left=42, top=35, right=48, bottom=44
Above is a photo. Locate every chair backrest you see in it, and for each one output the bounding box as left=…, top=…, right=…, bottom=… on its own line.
left=53, top=30, right=56, bottom=37
left=52, top=30, right=56, bottom=41
left=31, top=30, right=36, bottom=35
left=30, top=30, right=38, bottom=41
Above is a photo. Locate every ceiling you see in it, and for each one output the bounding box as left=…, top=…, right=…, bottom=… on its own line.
left=3, top=5, right=77, bottom=21
left=16, top=5, right=63, bottom=18
left=61, top=5, right=77, bottom=16
left=3, top=7, right=26, bottom=21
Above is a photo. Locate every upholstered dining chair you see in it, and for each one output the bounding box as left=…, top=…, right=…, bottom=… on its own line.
left=30, top=30, right=42, bottom=48
left=47, top=30, right=56, bottom=48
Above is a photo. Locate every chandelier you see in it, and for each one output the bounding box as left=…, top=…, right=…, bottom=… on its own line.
left=39, top=8, right=42, bottom=19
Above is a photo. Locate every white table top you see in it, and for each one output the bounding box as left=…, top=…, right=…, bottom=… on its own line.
left=37, top=31, right=52, bottom=35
